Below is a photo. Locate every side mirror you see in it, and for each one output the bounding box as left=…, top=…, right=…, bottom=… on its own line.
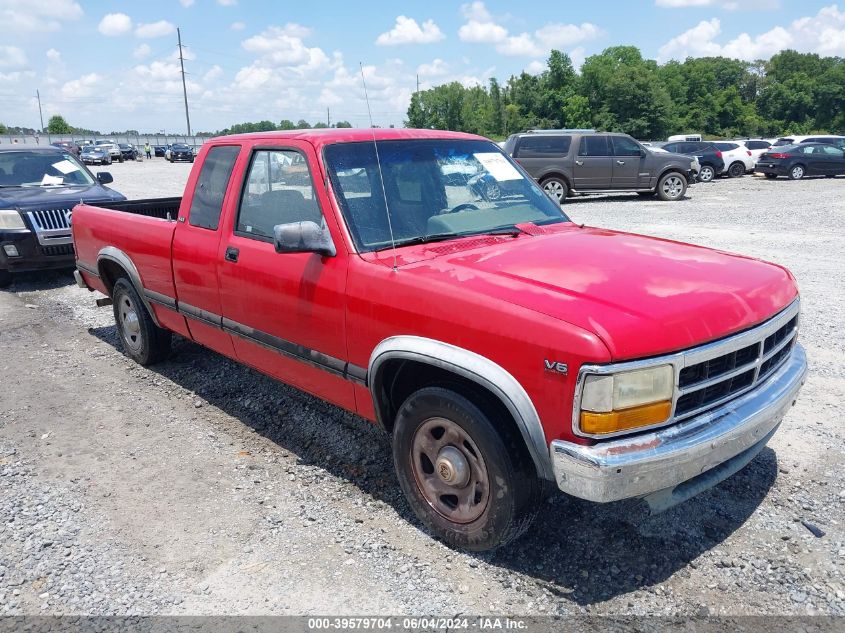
left=96, top=172, right=113, bottom=184
left=639, top=148, right=646, bottom=157
left=273, top=221, right=336, bottom=257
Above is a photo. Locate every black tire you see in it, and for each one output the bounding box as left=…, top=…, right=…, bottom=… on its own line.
left=728, top=161, right=745, bottom=178
left=656, top=171, right=687, bottom=201
left=118, top=157, right=124, bottom=163
left=764, top=173, right=777, bottom=179
left=697, top=164, right=716, bottom=183
left=0, top=269, right=11, bottom=288
left=540, top=176, right=568, bottom=204
left=111, top=278, right=171, bottom=366
left=392, top=386, right=542, bottom=551
left=788, top=164, right=805, bottom=180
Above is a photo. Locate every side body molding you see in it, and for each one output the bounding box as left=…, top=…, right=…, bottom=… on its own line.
left=97, top=246, right=162, bottom=327
left=368, top=336, right=554, bottom=481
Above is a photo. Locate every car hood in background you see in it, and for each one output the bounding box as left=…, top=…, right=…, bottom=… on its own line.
left=1, top=185, right=125, bottom=208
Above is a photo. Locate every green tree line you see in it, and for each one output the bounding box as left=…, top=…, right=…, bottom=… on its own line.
left=213, top=119, right=353, bottom=135
left=406, top=47, right=845, bottom=140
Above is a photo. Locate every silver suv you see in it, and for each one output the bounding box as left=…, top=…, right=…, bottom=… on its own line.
left=504, top=131, right=698, bottom=202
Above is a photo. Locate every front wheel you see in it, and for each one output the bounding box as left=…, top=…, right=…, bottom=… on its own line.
left=657, top=172, right=687, bottom=201
left=540, top=176, right=568, bottom=204
left=393, top=387, right=541, bottom=551
left=112, top=278, right=172, bottom=366
left=728, top=162, right=745, bottom=178
left=788, top=164, right=805, bottom=180
left=698, top=164, right=715, bottom=183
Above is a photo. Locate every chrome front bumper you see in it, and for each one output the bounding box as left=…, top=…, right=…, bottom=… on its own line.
left=550, top=344, right=807, bottom=503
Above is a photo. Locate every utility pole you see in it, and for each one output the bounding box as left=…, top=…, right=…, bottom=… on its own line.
left=327, top=107, right=330, bottom=127
left=36, top=89, right=45, bottom=132
left=177, top=28, right=192, bottom=136
left=416, top=74, right=420, bottom=94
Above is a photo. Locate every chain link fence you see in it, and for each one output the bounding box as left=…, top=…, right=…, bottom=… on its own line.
left=0, top=134, right=211, bottom=147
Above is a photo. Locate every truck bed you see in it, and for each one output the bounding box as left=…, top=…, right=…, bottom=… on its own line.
left=91, top=197, right=182, bottom=220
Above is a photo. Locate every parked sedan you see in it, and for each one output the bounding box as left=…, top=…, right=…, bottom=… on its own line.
left=80, top=145, right=112, bottom=165
left=51, top=141, right=81, bottom=156
left=118, top=143, right=139, bottom=161
left=153, top=145, right=170, bottom=157
left=95, top=140, right=123, bottom=163
left=165, top=143, right=194, bottom=163
left=661, top=141, right=725, bottom=182
left=755, top=143, right=845, bottom=180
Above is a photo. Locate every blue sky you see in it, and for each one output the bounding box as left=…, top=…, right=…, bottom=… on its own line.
left=1, top=0, right=843, bottom=133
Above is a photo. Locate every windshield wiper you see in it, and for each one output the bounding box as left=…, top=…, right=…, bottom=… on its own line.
left=0, top=184, right=24, bottom=189
left=387, top=226, right=524, bottom=249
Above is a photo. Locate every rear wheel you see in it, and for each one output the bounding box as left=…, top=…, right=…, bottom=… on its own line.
left=657, top=172, right=687, bottom=201
left=392, top=387, right=542, bottom=551
left=698, top=164, right=715, bottom=183
left=0, top=269, right=11, bottom=288
left=788, top=164, right=805, bottom=180
left=540, top=176, right=568, bottom=204
left=112, top=278, right=171, bottom=366
left=728, top=161, right=745, bottom=178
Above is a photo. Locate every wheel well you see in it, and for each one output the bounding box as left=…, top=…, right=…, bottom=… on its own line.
left=373, top=359, right=536, bottom=473
left=657, top=167, right=686, bottom=182
left=97, top=259, right=129, bottom=296
left=538, top=172, right=571, bottom=188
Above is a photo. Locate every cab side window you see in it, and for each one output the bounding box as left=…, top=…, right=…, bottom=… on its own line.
left=611, top=136, right=642, bottom=156
left=516, top=135, right=572, bottom=157
left=578, top=136, right=611, bottom=157
left=237, top=149, right=322, bottom=241
left=188, top=145, right=241, bottom=230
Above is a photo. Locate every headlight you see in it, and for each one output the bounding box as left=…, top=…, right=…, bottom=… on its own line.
left=579, top=365, right=674, bottom=435
left=0, top=209, right=26, bottom=230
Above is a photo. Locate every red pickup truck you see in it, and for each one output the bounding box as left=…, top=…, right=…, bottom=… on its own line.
left=72, top=129, right=807, bottom=551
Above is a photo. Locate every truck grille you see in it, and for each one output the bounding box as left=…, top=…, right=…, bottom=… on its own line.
left=28, top=208, right=72, bottom=231
left=675, top=313, right=798, bottom=419
left=41, top=244, right=75, bottom=257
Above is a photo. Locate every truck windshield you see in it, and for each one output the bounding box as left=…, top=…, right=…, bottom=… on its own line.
left=0, top=151, right=95, bottom=187
left=324, top=139, right=569, bottom=252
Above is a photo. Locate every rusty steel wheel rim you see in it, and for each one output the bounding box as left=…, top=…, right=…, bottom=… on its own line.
left=410, top=417, right=490, bottom=524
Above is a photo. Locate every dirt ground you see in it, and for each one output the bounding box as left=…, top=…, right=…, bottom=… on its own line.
left=1, top=158, right=843, bottom=615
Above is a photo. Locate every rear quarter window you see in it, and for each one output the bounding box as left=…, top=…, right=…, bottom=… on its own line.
left=188, top=145, right=241, bottom=230
left=515, top=135, right=572, bottom=157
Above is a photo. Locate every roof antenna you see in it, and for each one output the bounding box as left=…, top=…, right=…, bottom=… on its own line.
left=359, top=62, right=398, bottom=272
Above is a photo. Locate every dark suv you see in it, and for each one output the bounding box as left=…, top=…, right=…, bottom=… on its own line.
left=661, top=141, right=725, bottom=183
left=504, top=131, right=697, bottom=202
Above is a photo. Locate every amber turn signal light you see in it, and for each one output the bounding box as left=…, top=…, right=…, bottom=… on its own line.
left=580, top=400, right=672, bottom=435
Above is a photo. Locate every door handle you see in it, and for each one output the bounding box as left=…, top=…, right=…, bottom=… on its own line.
left=575, top=160, right=584, bottom=166
left=616, top=160, right=626, bottom=165
left=224, top=246, right=239, bottom=263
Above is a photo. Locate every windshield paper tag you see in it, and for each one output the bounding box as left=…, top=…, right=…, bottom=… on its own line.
left=52, top=160, right=77, bottom=175
left=41, top=174, right=64, bottom=185
left=474, top=153, right=521, bottom=181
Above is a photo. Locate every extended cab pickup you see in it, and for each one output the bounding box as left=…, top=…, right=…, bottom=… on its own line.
left=72, top=129, right=807, bottom=551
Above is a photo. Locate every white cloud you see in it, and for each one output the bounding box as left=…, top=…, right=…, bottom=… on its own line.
left=217, top=0, right=237, bottom=5
left=658, top=6, right=845, bottom=62
left=241, top=24, right=331, bottom=72
left=656, top=0, right=777, bottom=8
left=135, top=20, right=176, bottom=38
left=98, top=13, right=132, bottom=36
left=417, top=58, right=449, bottom=77
left=46, top=48, right=61, bottom=62
left=203, top=65, right=223, bottom=81
left=524, top=60, right=545, bottom=75
left=179, top=0, right=194, bottom=6
left=375, top=16, right=445, bottom=45
left=133, top=43, right=152, bottom=59
left=458, top=2, right=601, bottom=56
left=0, top=0, right=82, bottom=31
left=60, top=73, right=101, bottom=99
left=230, top=21, right=245, bottom=30
left=0, top=45, right=27, bottom=69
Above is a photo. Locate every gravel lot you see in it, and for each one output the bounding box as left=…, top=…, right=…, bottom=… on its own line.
left=1, top=158, right=843, bottom=616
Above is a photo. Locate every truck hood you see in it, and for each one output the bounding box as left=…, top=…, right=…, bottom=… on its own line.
left=1, top=184, right=125, bottom=209
left=400, top=225, right=797, bottom=360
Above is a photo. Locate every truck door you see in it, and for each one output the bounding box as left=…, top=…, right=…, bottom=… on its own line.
left=216, top=142, right=355, bottom=411
left=573, top=135, right=613, bottom=189
left=611, top=136, right=646, bottom=188
left=172, top=144, right=242, bottom=357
